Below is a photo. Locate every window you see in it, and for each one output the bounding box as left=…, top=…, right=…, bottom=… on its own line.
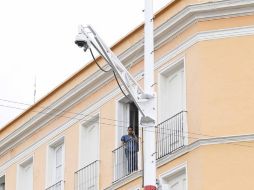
left=157, top=60, right=187, bottom=156
left=159, top=60, right=185, bottom=122
left=117, top=97, right=139, bottom=146
left=129, top=102, right=139, bottom=137
left=17, top=157, right=33, bottom=190
left=47, top=137, right=64, bottom=188
left=160, top=165, right=187, bottom=190
left=0, top=175, right=5, bottom=190
left=113, top=98, right=140, bottom=180
left=55, top=145, right=63, bottom=183
left=80, top=116, right=99, bottom=167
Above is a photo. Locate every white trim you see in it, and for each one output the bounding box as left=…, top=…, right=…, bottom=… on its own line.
left=158, top=57, right=188, bottom=146
left=182, top=57, right=188, bottom=146
left=78, top=113, right=100, bottom=169
left=158, top=56, right=184, bottom=75
left=48, top=136, right=64, bottom=148
left=115, top=96, right=132, bottom=148
left=114, top=95, right=126, bottom=148
left=16, top=155, right=34, bottom=190
left=155, top=25, right=254, bottom=71
left=105, top=170, right=143, bottom=190
left=158, top=56, right=187, bottom=112
left=159, top=162, right=187, bottom=180
left=159, top=162, right=187, bottom=190
left=45, top=136, right=65, bottom=189
left=158, top=57, right=185, bottom=121
left=157, top=133, right=254, bottom=168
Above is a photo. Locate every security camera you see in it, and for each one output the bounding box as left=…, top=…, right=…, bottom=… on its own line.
left=75, top=33, right=89, bottom=52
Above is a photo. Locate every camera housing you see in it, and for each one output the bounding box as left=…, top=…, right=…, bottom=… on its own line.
left=75, top=40, right=87, bottom=48
left=75, top=33, right=89, bottom=51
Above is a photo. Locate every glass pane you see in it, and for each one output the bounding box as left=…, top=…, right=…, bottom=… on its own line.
left=0, top=183, right=5, bottom=190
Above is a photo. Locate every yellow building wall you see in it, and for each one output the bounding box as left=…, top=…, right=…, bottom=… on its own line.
left=63, top=124, right=79, bottom=190
left=5, top=165, right=16, bottom=190
left=201, top=142, right=254, bottom=190
left=187, top=35, right=254, bottom=139
left=99, top=99, right=117, bottom=189
left=34, top=146, right=46, bottom=190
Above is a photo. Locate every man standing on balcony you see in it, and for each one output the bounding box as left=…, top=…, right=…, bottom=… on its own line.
left=121, top=126, right=139, bottom=174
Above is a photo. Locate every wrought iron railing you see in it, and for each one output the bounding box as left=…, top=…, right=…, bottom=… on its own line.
left=156, top=111, right=186, bottom=159
left=112, top=111, right=186, bottom=182
left=45, top=180, right=64, bottom=190
left=112, top=138, right=139, bottom=182
left=74, top=160, right=99, bottom=190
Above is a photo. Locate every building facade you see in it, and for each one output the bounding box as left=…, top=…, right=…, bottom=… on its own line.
left=1, top=0, right=254, bottom=189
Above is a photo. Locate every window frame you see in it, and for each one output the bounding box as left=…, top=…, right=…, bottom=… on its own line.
left=116, top=96, right=140, bottom=147
left=46, top=136, right=65, bottom=189
left=0, top=174, right=5, bottom=190
left=79, top=114, right=100, bottom=169
left=158, top=57, right=188, bottom=145
left=116, top=96, right=130, bottom=147
left=158, top=58, right=186, bottom=122
left=159, top=162, right=188, bottom=190
left=55, top=144, right=63, bottom=183
left=16, top=156, right=34, bottom=190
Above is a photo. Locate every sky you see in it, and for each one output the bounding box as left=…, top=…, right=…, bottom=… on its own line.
left=0, top=0, right=171, bottom=128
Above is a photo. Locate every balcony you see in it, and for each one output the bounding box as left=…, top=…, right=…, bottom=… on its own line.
left=74, top=160, right=99, bottom=190
left=45, top=180, right=64, bottom=190
left=156, top=111, right=186, bottom=159
left=112, top=138, right=140, bottom=182
left=112, top=111, right=186, bottom=182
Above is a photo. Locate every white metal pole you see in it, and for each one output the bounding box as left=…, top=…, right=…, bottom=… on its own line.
left=143, top=0, right=157, bottom=189
left=144, top=0, right=154, bottom=95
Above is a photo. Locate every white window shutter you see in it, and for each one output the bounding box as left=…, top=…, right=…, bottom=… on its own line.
left=55, top=145, right=63, bottom=182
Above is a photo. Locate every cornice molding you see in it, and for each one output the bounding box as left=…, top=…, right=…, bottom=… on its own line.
left=1, top=0, right=254, bottom=160
left=104, top=170, right=143, bottom=190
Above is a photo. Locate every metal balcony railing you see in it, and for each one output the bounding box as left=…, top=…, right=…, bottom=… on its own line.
left=74, top=160, right=99, bottom=190
left=112, top=138, right=140, bottom=182
left=112, top=111, right=186, bottom=182
left=156, top=111, right=186, bottom=160
left=45, top=180, right=64, bottom=190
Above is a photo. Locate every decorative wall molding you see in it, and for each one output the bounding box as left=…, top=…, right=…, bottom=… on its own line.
left=104, top=170, right=143, bottom=190
left=157, top=132, right=254, bottom=168
left=1, top=0, right=254, bottom=172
